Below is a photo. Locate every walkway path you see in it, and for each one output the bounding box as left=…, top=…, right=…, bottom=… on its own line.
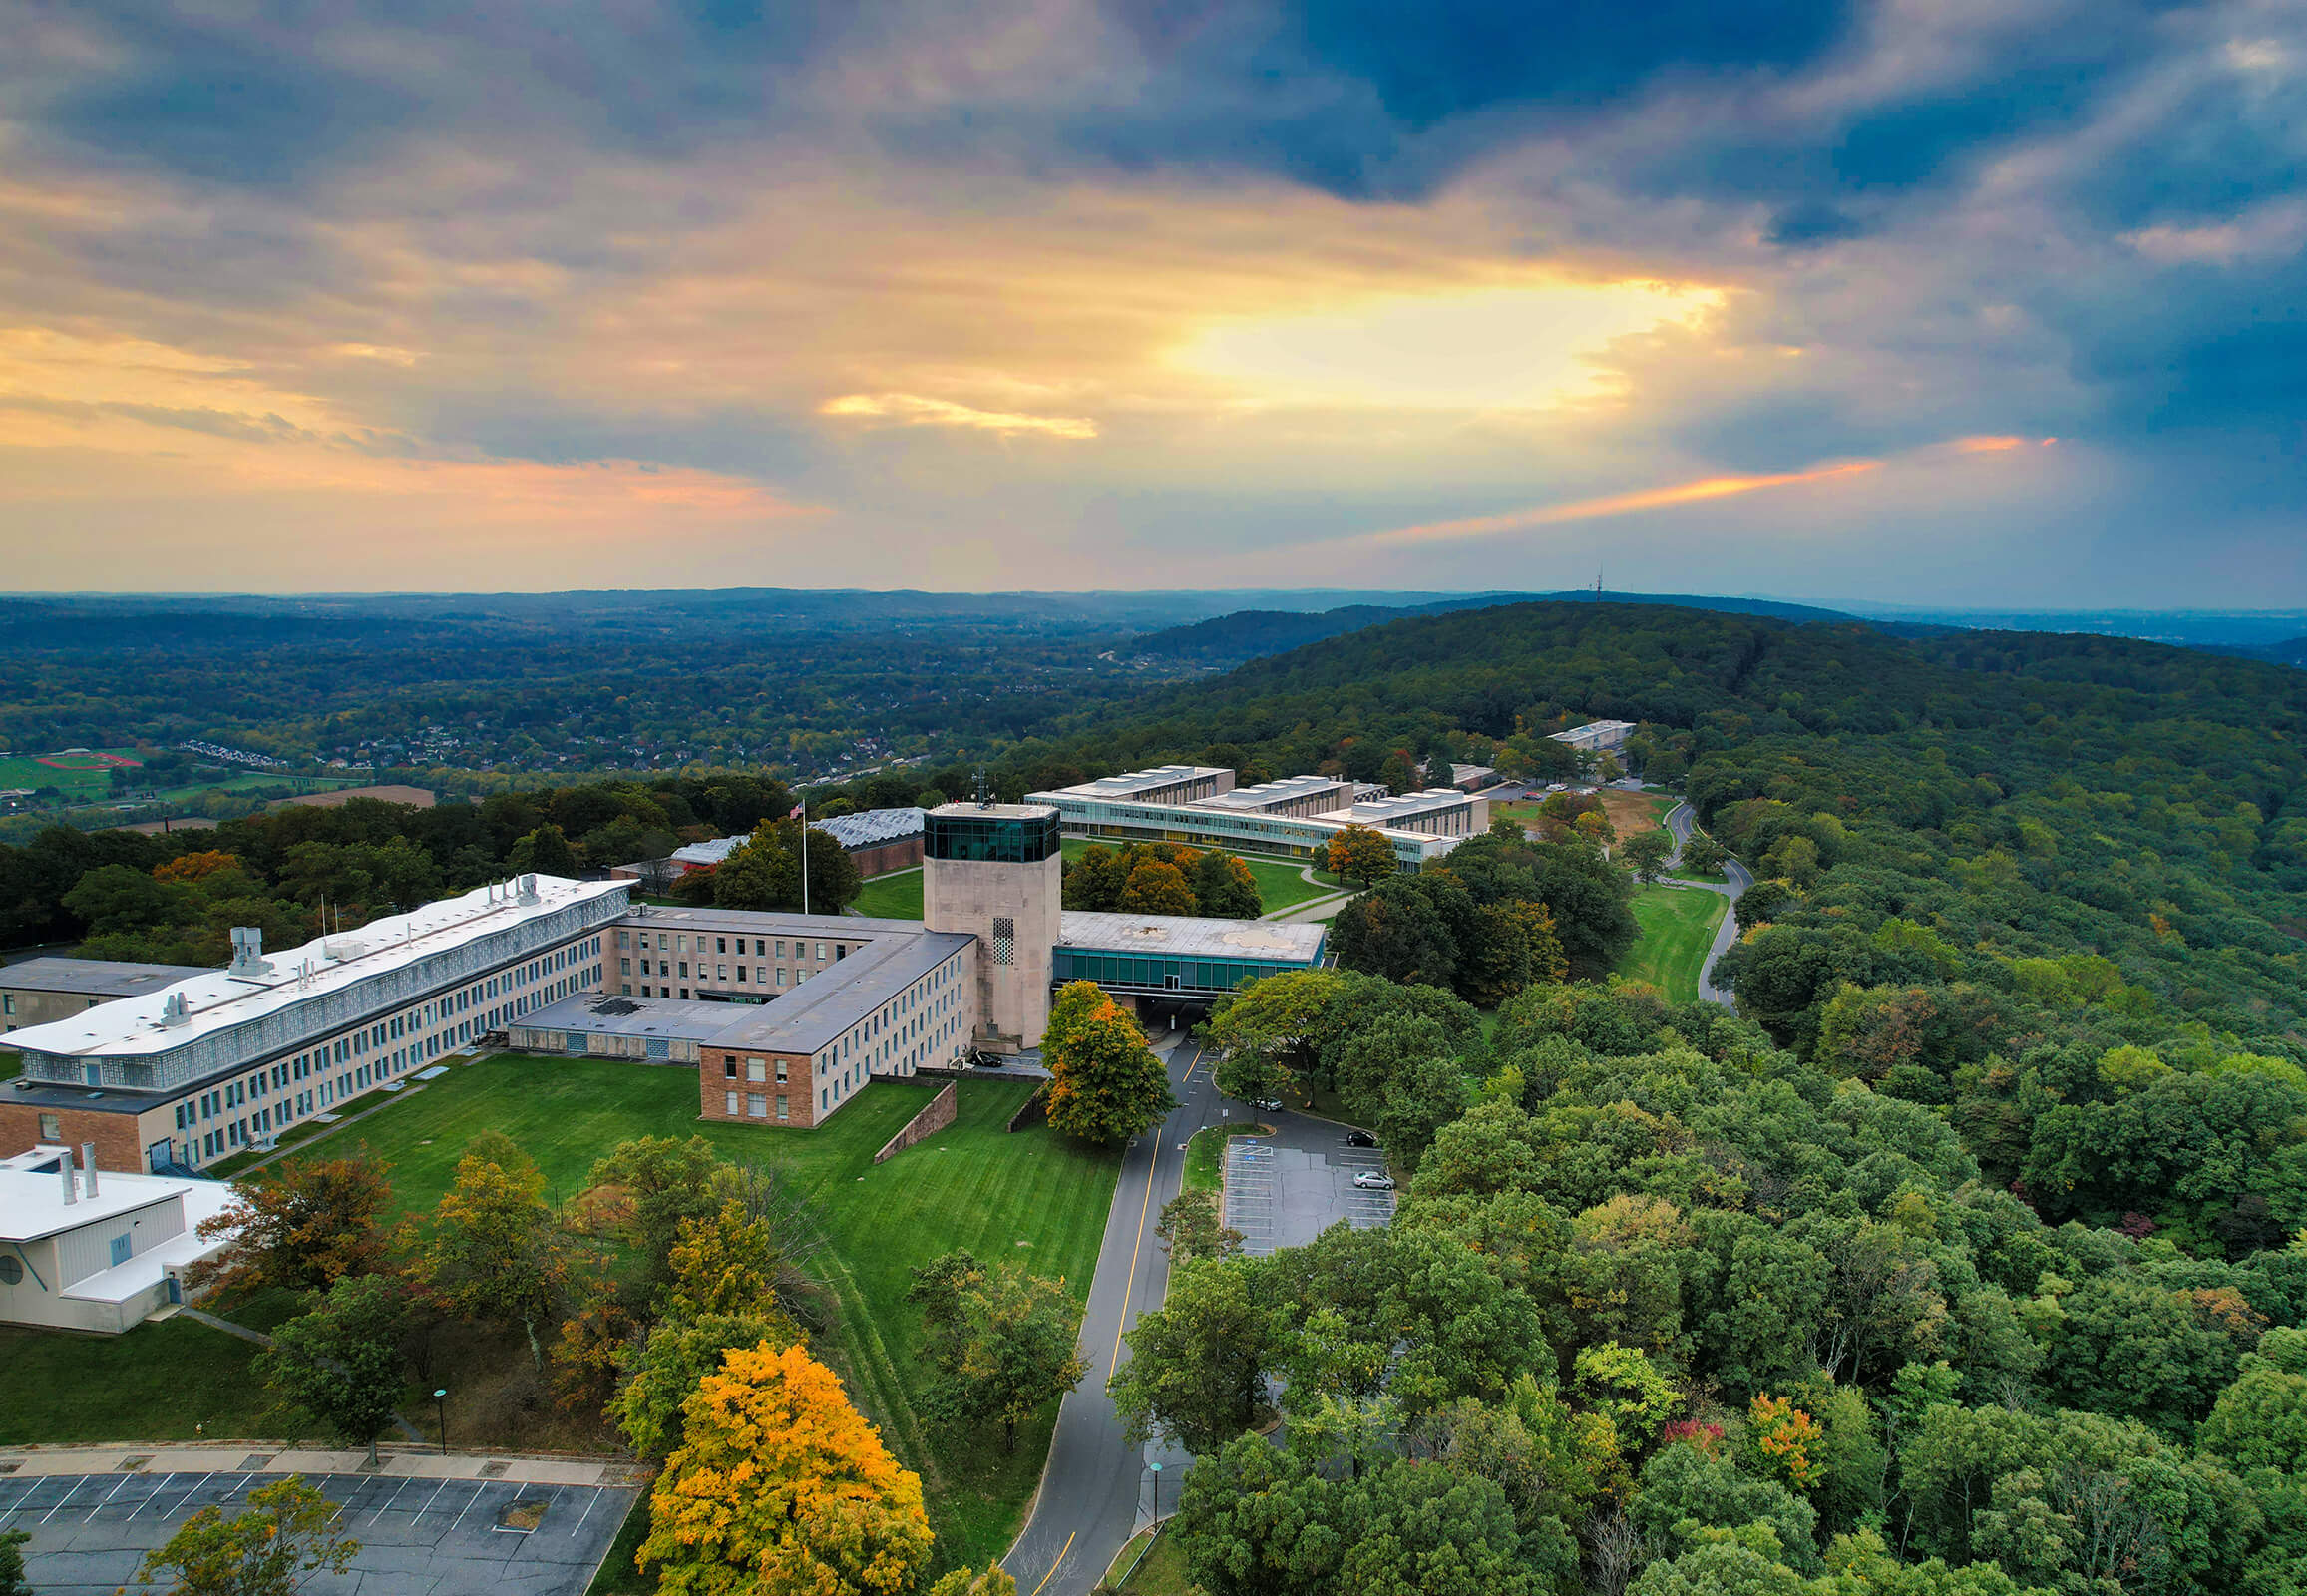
left=1662, top=802, right=1753, bottom=1008
left=0, top=1442, right=642, bottom=1487
left=1001, top=1038, right=1221, bottom=1596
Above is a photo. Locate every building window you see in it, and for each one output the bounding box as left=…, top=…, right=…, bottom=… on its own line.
left=725, top=1090, right=739, bottom=1115
left=749, top=1093, right=768, bottom=1119
left=39, top=1112, right=60, bottom=1141
left=774, top=1095, right=788, bottom=1121
left=774, top=1059, right=789, bottom=1083
left=747, top=1058, right=766, bottom=1083
left=992, top=916, right=1015, bottom=966
left=723, top=1057, right=738, bottom=1078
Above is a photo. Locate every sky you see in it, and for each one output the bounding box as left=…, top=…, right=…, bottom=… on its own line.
left=1, top=1, right=2304, bottom=605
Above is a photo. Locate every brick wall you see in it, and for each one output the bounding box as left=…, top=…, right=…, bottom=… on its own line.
left=698, top=1047, right=818, bottom=1128
left=0, top=1104, right=150, bottom=1172
left=850, top=836, right=925, bottom=880
left=872, top=1082, right=957, bottom=1164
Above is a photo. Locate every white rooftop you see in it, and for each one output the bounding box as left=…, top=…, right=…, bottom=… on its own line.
left=6, top=874, right=626, bottom=1060
left=1058, top=766, right=1230, bottom=799
left=1059, top=912, right=1328, bottom=964
left=0, top=1155, right=200, bottom=1243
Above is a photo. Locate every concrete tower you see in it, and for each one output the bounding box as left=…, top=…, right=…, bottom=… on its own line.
left=921, top=798, right=1063, bottom=1051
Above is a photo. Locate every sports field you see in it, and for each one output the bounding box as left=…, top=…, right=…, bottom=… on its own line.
left=1612, top=883, right=1729, bottom=1003
left=286, top=1055, right=1121, bottom=1577
left=0, top=748, right=142, bottom=801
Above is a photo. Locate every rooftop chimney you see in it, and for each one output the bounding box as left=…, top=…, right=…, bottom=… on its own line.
left=81, top=1143, right=98, bottom=1197
left=160, top=992, right=190, bottom=1028
left=516, top=873, right=540, bottom=905
left=59, top=1148, right=75, bottom=1206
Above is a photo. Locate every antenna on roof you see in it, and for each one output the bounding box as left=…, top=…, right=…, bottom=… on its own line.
left=1595, top=566, right=1604, bottom=601
left=973, top=766, right=991, bottom=808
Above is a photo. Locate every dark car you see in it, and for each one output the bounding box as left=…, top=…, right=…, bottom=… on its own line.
left=1343, top=1130, right=1377, bottom=1148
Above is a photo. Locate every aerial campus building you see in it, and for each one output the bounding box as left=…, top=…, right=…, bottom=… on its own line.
left=1, top=797, right=1327, bottom=1163
left=1026, top=763, right=1489, bottom=869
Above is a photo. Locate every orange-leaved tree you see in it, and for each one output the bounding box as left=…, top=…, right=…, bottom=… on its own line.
left=636, top=1342, right=932, bottom=1596
left=1325, top=823, right=1396, bottom=888
left=187, top=1151, right=394, bottom=1296
left=1042, top=982, right=1176, bottom=1145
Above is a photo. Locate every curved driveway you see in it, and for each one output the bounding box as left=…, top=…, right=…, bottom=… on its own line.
left=1663, top=800, right=1753, bottom=1008
left=1001, top=1038, right=1222, bottom=1596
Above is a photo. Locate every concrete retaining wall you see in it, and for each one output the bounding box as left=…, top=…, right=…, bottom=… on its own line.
left=874, top=1081, right=957, bottom=1164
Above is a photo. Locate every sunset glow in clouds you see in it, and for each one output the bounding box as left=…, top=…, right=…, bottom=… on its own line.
left=0, top=2, right=2301, bottom=602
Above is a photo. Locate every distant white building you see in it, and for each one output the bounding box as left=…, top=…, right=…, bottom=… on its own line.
left=0, top=1146, right=236, bottom=1333
left=1549, top=720, right=1636, bottom=755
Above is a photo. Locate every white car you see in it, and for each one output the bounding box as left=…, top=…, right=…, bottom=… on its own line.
left=1351, top=1171, right=1395, bottom=1191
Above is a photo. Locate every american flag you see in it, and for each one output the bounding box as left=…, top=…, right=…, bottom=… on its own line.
left=788, top=803, right=804, bottom=819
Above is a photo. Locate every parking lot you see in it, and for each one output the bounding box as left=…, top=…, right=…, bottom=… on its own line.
left=0, top=1465, right=636, bottom=1596
left=1223, top=1130, right=1394, bottom=1256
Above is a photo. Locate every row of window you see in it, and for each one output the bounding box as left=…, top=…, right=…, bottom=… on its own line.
left=619, top=928, right=842, bottom=962
left=164, top=935, right=602, bottom=1166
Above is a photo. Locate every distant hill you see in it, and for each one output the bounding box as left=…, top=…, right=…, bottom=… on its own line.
left=1133, top=590, right=1855, bottom=665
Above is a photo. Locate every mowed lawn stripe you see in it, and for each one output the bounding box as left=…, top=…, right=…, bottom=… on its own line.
left=1611, top=884, right=1729, bottom=1004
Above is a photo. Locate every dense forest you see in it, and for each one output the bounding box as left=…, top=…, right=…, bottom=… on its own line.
left=8, top=597, right=2307, bottom=1593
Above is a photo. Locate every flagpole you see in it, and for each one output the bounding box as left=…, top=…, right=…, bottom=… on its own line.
left=801, top=797, right=810, bottom=918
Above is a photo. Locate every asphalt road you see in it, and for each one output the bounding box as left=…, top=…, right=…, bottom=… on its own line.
left=1001, top=1036, right=1224, bottom=1596
left=1664, top=800, right=1753, bottom=1008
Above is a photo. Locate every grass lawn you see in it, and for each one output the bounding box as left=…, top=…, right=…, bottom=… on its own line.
left=1613, top=884, right=1728, bottom=1004
left=850, top=867, right=925, bottom=920
left=586, top=1491, right=655, bottom=1596
left=1120, top=1526, right=1191, bottom=1594
left=1182, top=1123, right=1268, bottom=1192
left=0, top=1050, right=18, bottom=1082
left=0, top=1317, right=319, bottom=1446
left=286, top=1054, right=1122, bottom=1578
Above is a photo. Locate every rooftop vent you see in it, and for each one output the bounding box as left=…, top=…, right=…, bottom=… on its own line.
left=159, top=992, right=190, bottom=1028
left=228, top=926, right=273, bottom=979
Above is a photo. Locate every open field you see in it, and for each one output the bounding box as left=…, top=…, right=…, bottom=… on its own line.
left=280, top=1054, right=1121, bottom=1576
left=1493, top=788, right=1675, bottom=840
left=850, top=866, right=924, bottom=920
left=0, top=749, right=142, bottom=801
left=1613, top=884, right=1728, bottom=1003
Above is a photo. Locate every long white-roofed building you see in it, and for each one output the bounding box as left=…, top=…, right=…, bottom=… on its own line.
left=0, top=873, right=626, bottom=1175
left=1027, top=766, right=1484, bottom=869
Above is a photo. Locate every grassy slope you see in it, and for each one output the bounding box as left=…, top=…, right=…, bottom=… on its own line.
left=1612, top=884, right=1728, bottom=1004
left=0, top=1317, right=315, bottom=1445
left=309, top=1055, right=1120, bottom=1577
left=850, top=868, right=925, bottom=920
left=1182, top=1124, right=1267, bottom=1192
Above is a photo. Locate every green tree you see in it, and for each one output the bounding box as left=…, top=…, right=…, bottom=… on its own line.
left=584, top=1135, right=729, bottom=1290
left=421, top=1133, right=577, bottom=1370
left=926, top=1570, right=1017, bottom=1596
left=1680, top=832, right=1729, bottom=875
left=131, top=1477, right=358, bottom=1596
left=1325, top=822, right=1397, bottom=888
left=0, top=1528, right=27, bottom=1596
left=1189, top=849, right=1263, bottom=918
left=254, top=1273, right=409, bottom=1466
left=1108, top=1256, right=1273, bottom=1453
left=1042, top=984, right=1176, bottom=1144
left=506, top=822, right=580, bottom=877
left=1377, top=1049, right=1470, bottom=1172
left=1156, top=1187, right=1244, bottom=1262
left=2198, top=1325, right=2307, bottom=1471
left=907, top=1250, right=1089, bottom=1451
left=1623, top=828, right=1674, bottom=882
left=1205, top=968, right=1340, bottom=1103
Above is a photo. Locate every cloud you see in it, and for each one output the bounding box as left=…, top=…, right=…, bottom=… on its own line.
left=1349, top=459, right=1885, bottom=548
left=820, top=392, right=1099, bottom=439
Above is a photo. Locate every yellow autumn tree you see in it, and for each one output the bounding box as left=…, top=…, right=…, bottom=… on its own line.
left=636, top=1342, right=932, bottom=1596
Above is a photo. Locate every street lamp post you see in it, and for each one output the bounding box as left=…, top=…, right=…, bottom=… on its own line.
left=433, top=1389, right=449, bottom=1455
left=1149, top=1460, right=1162, bottom=1522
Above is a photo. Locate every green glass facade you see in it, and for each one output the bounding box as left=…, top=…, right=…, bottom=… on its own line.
left=1051, top=948, right=1310, bottom=995
left=925, top=809, right=1062, bottom=863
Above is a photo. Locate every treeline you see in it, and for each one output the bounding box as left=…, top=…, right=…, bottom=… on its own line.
left=1166, top=970, right=2307, bottom=1595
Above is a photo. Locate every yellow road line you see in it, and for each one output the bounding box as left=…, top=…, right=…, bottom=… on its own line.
left=1109, top=1134, right=1163, bottom=1370
left=1028, top=1531, right=1076, bottom=1596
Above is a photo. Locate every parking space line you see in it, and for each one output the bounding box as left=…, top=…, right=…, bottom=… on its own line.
left=371, top=1475, right=417, bottom=1522
left=124, top=1472, right=176, bottom=1521
left=413, top=1475, right=456, bottom=1522
left=37, top=1478, right=90, bottom=1525
left=82, top=1472, right=137, bottom=1522
left=449, top=1480, right=491, bottom=1532
left=567, top=1486, right=604, bottom=1539
left=0, top=1479, right=41, bottom=1519
left=160, top=1472, right=213, bottom=1520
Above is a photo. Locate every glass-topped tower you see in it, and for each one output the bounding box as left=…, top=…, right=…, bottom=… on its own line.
left=922, top=800, right=1063, bottom=1051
